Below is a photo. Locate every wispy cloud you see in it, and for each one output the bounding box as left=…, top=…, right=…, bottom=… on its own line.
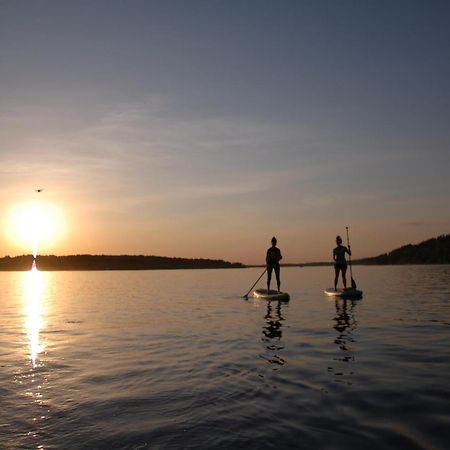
left=401, top=222, right=425, bottom=227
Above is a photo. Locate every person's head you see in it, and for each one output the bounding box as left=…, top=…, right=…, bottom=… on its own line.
left=271, top=236, right=277, bottom=246
left=336, top=235, right=342, bottom=245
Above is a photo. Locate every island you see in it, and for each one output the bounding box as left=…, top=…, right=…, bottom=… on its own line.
left=0, top=254, right=245, bottom=271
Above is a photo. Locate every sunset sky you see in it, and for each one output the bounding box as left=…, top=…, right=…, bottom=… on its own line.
left=1, top=0, right=449, bottom=264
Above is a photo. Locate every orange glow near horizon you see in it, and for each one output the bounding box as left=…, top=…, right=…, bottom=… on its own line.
left=4, top=200, right=66, bottom=257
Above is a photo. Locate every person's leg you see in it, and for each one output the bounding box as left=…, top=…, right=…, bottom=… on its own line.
left=334, top=266, right=340, bottom=290
left=342, top=266, right=347, bottom=289
left=275, top=264, right=281, bottom=292
left=267, top=266, right=273, bottom=292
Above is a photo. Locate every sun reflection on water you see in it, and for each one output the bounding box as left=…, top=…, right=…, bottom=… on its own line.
left=11, top=261, right=53, bottom=448
left=25, top=262, right=45, bottom=367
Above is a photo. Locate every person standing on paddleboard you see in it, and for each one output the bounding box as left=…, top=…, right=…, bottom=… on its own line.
left=333, top=235, right=351, bottom=291
left=266, top=236, right=282, bottom=293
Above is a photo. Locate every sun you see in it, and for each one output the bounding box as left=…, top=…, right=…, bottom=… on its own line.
left=5, top=201, right=65, bottom=256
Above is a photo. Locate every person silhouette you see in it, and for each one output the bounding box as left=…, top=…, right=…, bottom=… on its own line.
left=333, top=235, right=351, bottom=290
left=266, top=236, right=282, bottom=292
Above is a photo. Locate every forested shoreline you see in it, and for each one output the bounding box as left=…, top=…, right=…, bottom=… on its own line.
left=0, top=254, right=245, bottom=271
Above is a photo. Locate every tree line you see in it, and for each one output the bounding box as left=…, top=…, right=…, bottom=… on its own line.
left=0, top=254, right=245, bottom=271
left=355, top=234, right=450, bottom=265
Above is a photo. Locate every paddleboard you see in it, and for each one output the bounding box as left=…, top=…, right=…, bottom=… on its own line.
left=324, top=288, right=363, bottom=299
left=253, top=289, right=290, bottom=301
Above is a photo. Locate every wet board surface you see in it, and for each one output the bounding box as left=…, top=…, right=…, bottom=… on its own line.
left=253, top=289, right=290, bottom=301
left=324, top=288, right=363, bottom=299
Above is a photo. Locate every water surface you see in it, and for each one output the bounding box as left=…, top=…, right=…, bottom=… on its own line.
left=1, top=266, right=449, bottom=449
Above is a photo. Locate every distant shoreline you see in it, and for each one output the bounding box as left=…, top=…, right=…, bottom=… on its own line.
left=1, top=233, right=448, bottom=271
left=0, top=256, right=448, bottom=272
left=0, top=254, right=245, bottom=272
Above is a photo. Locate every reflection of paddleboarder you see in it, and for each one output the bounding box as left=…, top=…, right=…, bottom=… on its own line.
left=333, top=235, right=351, bottom=291
left=263, top=301, right=284, bottom=340
left=266, top=236, right=282, bottom=292
left=261, top=300, right=286, bottom=369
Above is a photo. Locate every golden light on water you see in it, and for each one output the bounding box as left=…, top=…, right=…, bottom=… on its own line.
left=5, top=201, right=66, bottom=256
left=25, top=264, right=45, bottom=367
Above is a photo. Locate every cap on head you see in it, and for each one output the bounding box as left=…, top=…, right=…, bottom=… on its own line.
left=336, top=235, right=342, bottom=244
left=271, top=236, right=277, bottom=244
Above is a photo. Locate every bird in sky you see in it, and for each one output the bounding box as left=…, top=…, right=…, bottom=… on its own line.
left=35, top=189, right=43, bottom=193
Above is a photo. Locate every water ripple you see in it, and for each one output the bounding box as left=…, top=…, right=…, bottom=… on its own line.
left=0, top=267, right=449, bottom=449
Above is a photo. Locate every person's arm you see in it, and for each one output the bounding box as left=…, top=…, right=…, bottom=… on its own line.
left=346, top=246, right=352, bottom=256
left=266, top=249, right=270, bottom=265
left=278, top=249, right=282, bottom=261
left=333, top=248, right=337, bottom=261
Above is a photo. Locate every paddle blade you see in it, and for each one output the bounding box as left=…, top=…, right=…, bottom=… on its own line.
left=351, top=277, right=357, bottom=289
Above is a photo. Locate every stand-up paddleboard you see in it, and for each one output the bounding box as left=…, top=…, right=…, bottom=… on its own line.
left=324, top=288, right=363, bottom=299
left=253, top=289, right=290, bottom=301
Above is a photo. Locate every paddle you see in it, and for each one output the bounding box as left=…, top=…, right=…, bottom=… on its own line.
left=346, top=227, right=357, bottom=289
left=243, top=268, right=267, bottom=299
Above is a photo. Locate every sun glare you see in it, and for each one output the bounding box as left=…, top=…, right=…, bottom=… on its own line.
left=5, top=201, right=65, bottom=256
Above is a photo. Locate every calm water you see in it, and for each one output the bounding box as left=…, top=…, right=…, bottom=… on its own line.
left=1, top=266, right=449, bottom=449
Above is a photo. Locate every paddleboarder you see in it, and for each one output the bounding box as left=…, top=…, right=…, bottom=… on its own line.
left=333, top=235, right=351, bottom=291
left=266, top=236, right=282, bottom=293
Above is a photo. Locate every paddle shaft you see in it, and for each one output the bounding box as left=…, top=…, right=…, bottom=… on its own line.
left=243, top=268, right=267, bottom=298
left=346, top=227, right=356, bottom=286
left=345, top=227, right=353, bottom=275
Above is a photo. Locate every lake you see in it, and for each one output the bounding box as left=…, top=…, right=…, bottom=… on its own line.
left=1, top=265, right=449, bottom=449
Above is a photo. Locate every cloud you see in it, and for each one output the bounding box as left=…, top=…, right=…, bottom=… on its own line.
left=401, top=222, right=425, bottom=227
left=4, top=96, right=421, bottom=225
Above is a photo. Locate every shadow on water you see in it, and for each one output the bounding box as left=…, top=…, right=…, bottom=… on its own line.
left=260, top=300, right=286, bottom=369
left=328, top=298, right=359, bottom=383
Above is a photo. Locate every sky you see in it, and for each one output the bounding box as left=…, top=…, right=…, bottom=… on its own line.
left=1, top=0, right=449, bottom=264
